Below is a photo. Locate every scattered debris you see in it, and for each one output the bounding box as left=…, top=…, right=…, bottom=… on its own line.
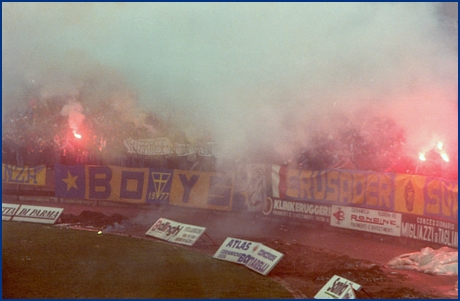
left=386, top=246, right=458, bottom=275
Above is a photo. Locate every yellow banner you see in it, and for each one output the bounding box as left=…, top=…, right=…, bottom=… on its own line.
left=169, top=170, right=233, bottom=211
left=281, top=168, right=395, bottom=211
left=274, top=165, right=457, bottom=222
left=85, top=165, right=149, bottom=204
left=394, top=174, right=426, bottom=216
left=2, top=164, right=46, bottom=186
left=423, top=177, right=458, bottom=220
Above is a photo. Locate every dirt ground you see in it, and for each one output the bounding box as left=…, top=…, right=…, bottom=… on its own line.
left=55, top=204, right=458, bottom=299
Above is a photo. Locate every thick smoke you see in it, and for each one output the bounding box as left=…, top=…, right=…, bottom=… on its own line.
left=61, top=100, right=85, bottom=135
left=2, top=3, right=458, bottom=163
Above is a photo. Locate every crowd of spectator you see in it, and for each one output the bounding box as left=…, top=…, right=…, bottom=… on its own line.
left=291, top=114, right=407, bottom=172
left=2, top=95, right=216, bottom=171
left=287, top=113, right=457, bottom=180
left=2, top=95, right=457, bottom=180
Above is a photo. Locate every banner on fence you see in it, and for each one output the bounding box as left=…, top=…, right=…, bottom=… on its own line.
left=55, top=164, right=87, bottom=198
left=422, top=177, right=457, bottom=222
left=262, top=197, right=331, bottom=223
left=271, top=165, right=458, bottom=223
left=54, top=164, right=233, bottom=210
left=2, top=164, right=47, bottom=186
left=173, top=142, right=194, bottom=156
left=213, top=237, right=284, bottom=276
left=124, top=137, right=172, bottom=155
left=400, top=214, right=458, bottom=248
left=2, top=203, right=63, bottom=224
left=195, top=141, right=220, bottom=157
left=145, top=218, right=206, bottom=246
left=272, top=165, right=395, bottom=211
left=123, top=138, right=221, bottom=157
left=330, top=205, right=402, bottom=237
left=394, top=174, right=458, bottom=223
left=145, top=168, right=174, bottom=205
left=55, top=164, right=150, bottom=203
left=233, top=164, right=267, bottom=212
left=169, top=170, right=234, bottom=211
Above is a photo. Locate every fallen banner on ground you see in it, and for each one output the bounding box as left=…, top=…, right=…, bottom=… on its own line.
left=213, top=237, right=284, bottom=276
left=2, top=203, right=20, bottom=221
left=2, top=203, right=63, bottom=224
left=213, top=237, right=256, bottom=263
left=314, top=275, right=362, bottom=299
left=145, top=218, right=206, bottom=246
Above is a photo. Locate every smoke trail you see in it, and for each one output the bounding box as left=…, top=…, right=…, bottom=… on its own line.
left=61, top=99, right=85, bottom=135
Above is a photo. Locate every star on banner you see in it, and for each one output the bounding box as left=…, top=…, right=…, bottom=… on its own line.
left=62, top=171, right=78, bottom=191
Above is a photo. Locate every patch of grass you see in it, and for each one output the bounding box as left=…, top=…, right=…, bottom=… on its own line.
left=2, top=221, right=293, bottom=298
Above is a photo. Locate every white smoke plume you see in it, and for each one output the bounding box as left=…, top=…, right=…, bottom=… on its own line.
left=61, top=100, right=85, bottom=134
left=2, top=3, right=458, bottom=163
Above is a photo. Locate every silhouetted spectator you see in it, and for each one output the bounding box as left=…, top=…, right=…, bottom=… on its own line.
left=331, top=146, right=355, bottom=170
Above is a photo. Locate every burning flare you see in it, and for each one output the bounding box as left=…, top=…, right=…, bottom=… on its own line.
left=437, top=142, right=443, bottom=150
left=418, top=141, right=449, bottom=163
left=73, top=130, right=82, bottom=139
left=440, top=152, right=449, bottom=162
left=419, top=153, right=426, bottom=161
left=436, top=141, right=449, bottom=162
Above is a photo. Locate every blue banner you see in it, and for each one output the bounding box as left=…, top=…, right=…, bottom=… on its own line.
left=55, top=164, right=86, bottom=198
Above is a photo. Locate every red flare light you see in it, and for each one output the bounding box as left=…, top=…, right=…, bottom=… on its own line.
left=418, top=140, right=450, bottom=163
left=419, top=153, right=426, bottom=161
left=437, top=142, right=443, bottom=150
left=73, top=130, right=82, bottom=139
left=440, top=152, right=449, bottom=162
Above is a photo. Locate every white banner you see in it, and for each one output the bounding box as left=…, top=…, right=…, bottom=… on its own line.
left=145, top=218, right=206, bottom=246
left=330, top=205, right=402, bottom=237
left=213, top=237, right=259, bottom=263
left=195, top=141, right=220, bottom=157
left=240, top=243, right=284, bottom=275
left=2, top=203, right=21, bottom=221
left=2, top=203, right=63, bottom=224
left=124, top=138, right=172, bottom=155
left=234, top=164, right=267, bottom=212
left=213, top=237, right=284, bottom=276
left=173, top=142, right=194, bottom=156
left=124, top=138, right=221, bottom=157
left=314, top=275, right=361, bottom=299
left=271, top=164, right=281, bottom=198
